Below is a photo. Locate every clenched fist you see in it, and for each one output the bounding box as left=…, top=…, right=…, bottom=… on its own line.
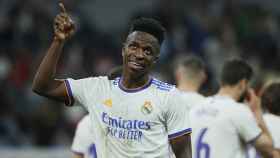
left=54, top=3, right=75, bottom=41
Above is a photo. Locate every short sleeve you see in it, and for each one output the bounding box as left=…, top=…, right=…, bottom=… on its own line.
left=232, top=105, right=262, bottom=143
left=166, top=89, right=192, bottom=140
left=71, top=115, right=94, bottom=154
left=275, top=139, right=280, bottom=149
left=264, top=114, right=280, bottom=149
left=64, top=76, right=107, bottom=108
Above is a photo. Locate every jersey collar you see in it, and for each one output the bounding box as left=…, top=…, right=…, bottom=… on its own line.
left=118, top=77, right=153, bottom=93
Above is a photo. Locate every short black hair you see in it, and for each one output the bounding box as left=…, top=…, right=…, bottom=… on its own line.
left=175, top=55, right=205, bottom=74
left=129, top=17, right=165, bottom=45
left=261, top=83, right=280, bottom=115
left=221, top=59, right=253, bottom=86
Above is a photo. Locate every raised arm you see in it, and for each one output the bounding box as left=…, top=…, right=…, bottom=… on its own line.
left=32, top=3, right=75, bottom=103
left=246, top=89, right=274, bottom=158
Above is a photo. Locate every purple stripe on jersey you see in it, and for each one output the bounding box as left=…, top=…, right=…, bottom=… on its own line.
left=118, top=77, right=153, bottom=93
left=71, top=150, right=84, bottom=156
left=168, top=128, right=192, bottom=140
left=89, top=144, right=98, bottom=158
left=247, top=132, right=262, bottom=144
left=64, top=80, right=74, bottom=106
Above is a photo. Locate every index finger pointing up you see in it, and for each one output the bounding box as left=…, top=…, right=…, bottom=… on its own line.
left=59, top=2, right=67, bottom=13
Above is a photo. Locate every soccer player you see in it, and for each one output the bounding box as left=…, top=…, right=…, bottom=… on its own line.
left=165, top=55, right=206, bottom=158
left=72, top=115, right=95, bottom=158
left=190, top=59, right=274, bottom=158
left=249, top=83, right=280, bottom=158
left=174, top=55, right=206, bottom=109
left=261, top=83, right=280, bottom=157
left=32, top=3, right=192, bottom=158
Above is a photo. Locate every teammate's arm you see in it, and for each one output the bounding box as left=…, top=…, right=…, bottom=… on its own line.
left=72, top=154, right=83, bottom=158
left=32, top=3, right=75, bottom=103
left=273, top=150, right=280, bottom=158
left=253, top=134, right=274, bottom=158
left=247, top=89, right=274, bottom=158
left=170, top=134, right=192, bottom=158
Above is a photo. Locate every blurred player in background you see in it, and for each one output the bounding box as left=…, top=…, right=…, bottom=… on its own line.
left=248, top=83, right=280, bottom=158
left=261, top=83, right=280, bottom=157
left=165, top=55, right=207, bottom=158
left=32, top=2, right=192, bottom=158
left=190, top=59, right=274, bottom=158
left=71, top=115, right=94, bottom=158
left=174, top=55, right=207, bottom=109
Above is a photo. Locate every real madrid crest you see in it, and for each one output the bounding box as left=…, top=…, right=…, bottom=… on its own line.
left=141, top=101, right=153, bottom=115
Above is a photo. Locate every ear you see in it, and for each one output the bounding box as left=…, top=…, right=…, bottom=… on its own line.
left=201, top=71, right=207, bottom=84
left=239, top=79, right=248, bottom=90
left=175, top=69, right=181, bottom=83
left=122, top=43, right=126, bottom=57
left=122, top=48, right=125, bottom=57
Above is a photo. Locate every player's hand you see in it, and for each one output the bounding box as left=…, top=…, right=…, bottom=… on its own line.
left=53, top=3, right=75, bottom=41
left=245, top=88, right=262, bottom=114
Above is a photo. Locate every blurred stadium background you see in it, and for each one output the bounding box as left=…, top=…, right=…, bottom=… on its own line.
left=1, top=0, right=280, bottom=157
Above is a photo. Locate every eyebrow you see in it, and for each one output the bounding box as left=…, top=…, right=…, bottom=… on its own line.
left=126, top=35, right=160, bottom=52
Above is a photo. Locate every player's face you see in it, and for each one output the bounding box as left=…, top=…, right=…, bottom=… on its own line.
left=122, top=31, right=160, bottom=77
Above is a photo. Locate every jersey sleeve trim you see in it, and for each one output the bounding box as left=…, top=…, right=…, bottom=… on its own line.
left=71, top=150, right=84, bottom=156
left=89, top=144, right=98, bottom=158
left=64, top=80, right=74, bottom=106
left=247, top=132, right=262, bottom=144
left=168, top=128, right=192, bottom=140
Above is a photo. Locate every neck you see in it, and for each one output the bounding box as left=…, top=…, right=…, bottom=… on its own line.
left=217, top=86, right=240, bottom=101
left=177, top=79, right=200, bottom=92
left=121, top=71, right=150, bottom=89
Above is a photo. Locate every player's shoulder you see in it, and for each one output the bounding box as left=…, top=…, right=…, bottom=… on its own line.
left=264, top=114, right=280, bottom=131
left=179, top=91, right=205, bottom=108
left=92, top=76, right=110, bottom=83
left=263, top=113, right=280, bottom=148
left=149, top=78, right=180, bottom=105
left=221, top=100, right=253, bottom=120
left=264, top=113, right=280, bottom=124
left=219, top=98, right=251, bottom=115
left=212, top=95, right=244, bottom=108
left=77, top=115, right=91, bottom=128
left=88, top=76, right=112, bottom=90
left=87, top=76, right=114, bottom=89
left=233, top=102, right=251, bottom=112
left=190, top=96, right=213, bottom=111
left=150, top=78, right=175, bottom=92
left=197, top=95, right=248, bottom=112
left=181, top=91, right=205, bottom=100
left=68, top=76, right=109, bottom=85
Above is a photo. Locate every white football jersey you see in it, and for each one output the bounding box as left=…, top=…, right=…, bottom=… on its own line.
left=190, top=95, right=261, bottom=158
left=247, top=113, right=280, bottom=158
left=65, top=76, right=191, bottom=158
left=168, top=91, right=205, bottom=158
left=72, top=115, right=96, bottom=158
left=181, top=91, right=205, bottom=110
left=264, top=113, right=280, bottom=149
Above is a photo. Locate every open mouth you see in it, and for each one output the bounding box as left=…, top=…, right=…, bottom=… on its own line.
left=128, top=61, right=145, bottom=70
